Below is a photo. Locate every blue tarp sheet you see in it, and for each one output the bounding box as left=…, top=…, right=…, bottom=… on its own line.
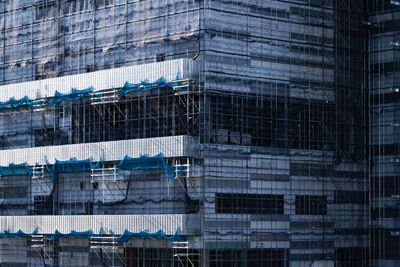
left=54, top=158, right=100, bottom=173
left=41, top=154, right=183, bottom=183
left=0, top=228, right=180, bottom=242
left=45, top=158, right=101, bottom=182
left=0, top=163, right=32, bottom=176
left=47, top=230, right=93, bottom=241
left=0, top=76, right=187, bottom=110
left=116, top=229, right=180, bottom=242
left=118, top=153, right=170, bottom=171
left=0, top=229, right=37, bottom=238
left=119, top=76, right=187, bottom=97
left=117, top=153, right=181, bottom=184
left=5, top=153, right=182, bottom=183
left=48, top=87, right=93, bottom=106
left=0, top=96, right=41, bottom=111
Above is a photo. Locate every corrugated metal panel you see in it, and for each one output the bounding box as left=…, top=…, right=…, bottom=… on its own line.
left=0, top=59, right=194, bottom=101
left=0, top=214, right=198, bottom=235
left=0, top=135, right=198, bottom=165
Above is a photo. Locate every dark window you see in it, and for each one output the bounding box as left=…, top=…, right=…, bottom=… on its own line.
left=123, top=248, right=199, bottom=267
left=93, top=0, right=114, bottom=9
left=336, top=247, right=369, bottom=267
left=34, top=195, right=53, bottom=215
left=295, top=195, right=327, bottom=215
left=0, top=203, right=27, bottom=214
left=60, top=0, right=90, bottom=14
left=371, top=229, right=400, bottom=259
left=92, top=181, right=99, bottom=190
left=371, top=207, right=400, bottom=219
left=372, top=176, right=400, bottom=197
left=210, top=249, right=285, bottom=267
left=291, top=240, right=333, bottom=249
left=59, top=202, right=94, bottom=215
left=35, top=2, right=56, bottom=20
left=1, top=186, right=27, bottom=198
left=335, top=190, right=368, bottom=204
left=215, top=193, right=284, bottom=214
left=86, top=64, right=95, bottom=73
left=156, top=53, right=166, bottom=62
left=34, top=128, right=55, bottom=147
left=85, top=202, right=93, bottom=215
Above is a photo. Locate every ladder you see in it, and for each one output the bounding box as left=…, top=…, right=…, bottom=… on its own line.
left=173, top=158, right=201, bottom=200
left=90, top=89, right=119, bottom=105
left=90, top=236, right=120, bottom=248
left=30, top=235, right=56, bottom=265
left=90, top=165, right=119, bottom=183
left=173, top=241, right=196, bottom=267
left=91, top=165, right=127, bottom=204
left=32, top=165, right=45, bottom=179
left=90, top=236, right=125, bottom=266
left=30, top=234, right=45, bottom=248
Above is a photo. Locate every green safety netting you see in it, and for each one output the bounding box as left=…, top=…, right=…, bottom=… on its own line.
left=0, top=163, right=32, bottom=176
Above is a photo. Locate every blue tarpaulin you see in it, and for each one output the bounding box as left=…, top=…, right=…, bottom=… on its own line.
left=117, top=153, right=182, bottom=184
left=4, top=153, right=182, bottom=184
left=0, top=76, right=186, bottom=110
left=0, top=229, right=37, bottom=238
left=116, top=229, right=180, bottom=242
left=48, top=87, right=93, bottom=106
left=0, top=163, right=32, bottom=177
left=54, top=158, right=101, bottom=173
left=118, top=153, right=170, bottom=171
left=0, top=96, right=41, bottom=111
left=119, top=76, right=187, bottom=97
left=42, top=154, right=184, bottom=184
left=45, top=158, right=101, bottom=182
left=0, top=228, right=180, bottom=242
left=0, top=88, right=93, bottom=110
left=47, top=230, right=93, bottom=241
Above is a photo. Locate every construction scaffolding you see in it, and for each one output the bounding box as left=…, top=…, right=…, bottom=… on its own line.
left=0, top=0, right=201, bottom=85
left=0, top=0, right=372, bottom=266
left=368, top=1, right=400, bottom=266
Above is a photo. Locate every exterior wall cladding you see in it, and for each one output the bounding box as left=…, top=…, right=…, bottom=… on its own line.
left=0, top=0, right=395, bottom=267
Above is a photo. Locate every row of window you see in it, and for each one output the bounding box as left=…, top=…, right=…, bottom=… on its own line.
left=215, top=193, right=328, bottom=215
left=210, top=249, right=285, bottom=267
left=124, top=248, right=286, bottom=267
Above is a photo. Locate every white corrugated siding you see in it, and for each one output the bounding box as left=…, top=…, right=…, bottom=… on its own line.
left=0, top=59, right=194, bottom=101
left=0, top=135, right=198, bottom=165
left=0, top=214, right=199, bottom=235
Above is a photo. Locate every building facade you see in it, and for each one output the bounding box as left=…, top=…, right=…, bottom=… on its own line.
left=369, top=1, right=400, bottom=266
left=0, top=0, right=381, bottom=266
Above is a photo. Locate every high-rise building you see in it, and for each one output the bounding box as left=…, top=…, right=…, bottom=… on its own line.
left=369, top=1, right=400, bottom=266
left=0, top=0, right=390, bottom=266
